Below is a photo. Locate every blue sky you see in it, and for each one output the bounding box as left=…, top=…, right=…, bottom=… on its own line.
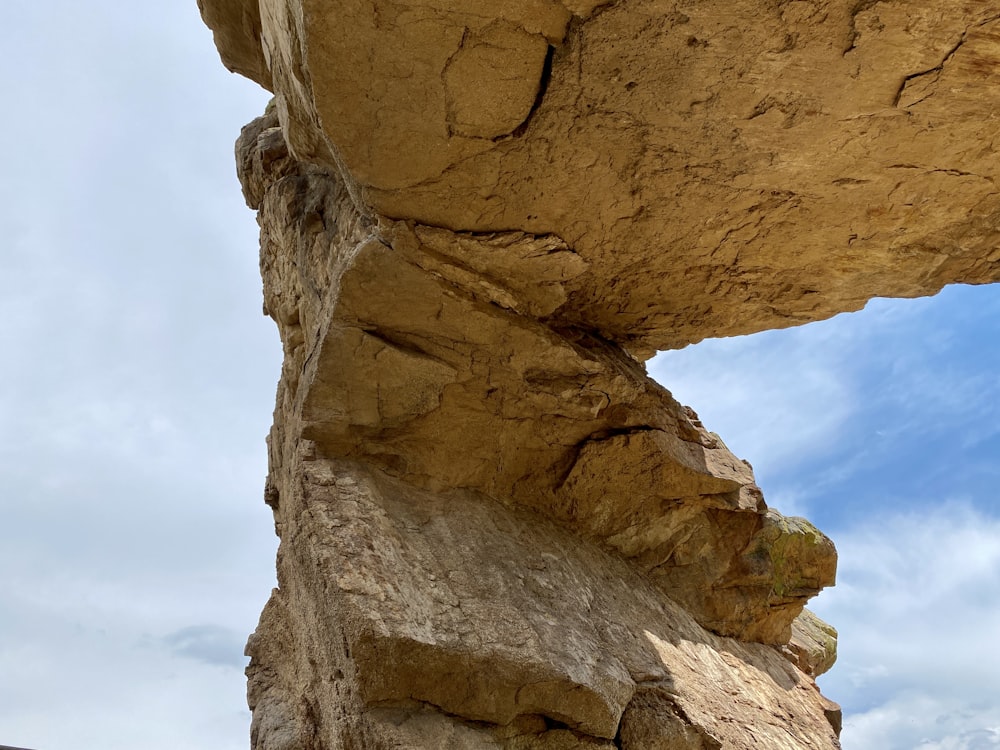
left=653, top=287, right=1000, bottom=531
left=2, top=2, right=998, bottom=749
left=653, top=288, right=1000, bottom=748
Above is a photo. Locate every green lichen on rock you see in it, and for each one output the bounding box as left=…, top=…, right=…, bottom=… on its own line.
left=741, top=509, right=837, bottom=611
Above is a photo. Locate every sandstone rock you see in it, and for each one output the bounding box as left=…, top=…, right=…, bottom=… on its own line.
left=232, top=112, right=842, bottom=747
left=196, top=0, right=271, bottom=88
left=198, top=0, right=1000, bottom=747
left=246, top=455, right=840, bottom=748
left=242, top=109, right=835, bottom=646
left=785, top=608, right=840, bottom=679
left=204, top=0, right=1000, bottom=353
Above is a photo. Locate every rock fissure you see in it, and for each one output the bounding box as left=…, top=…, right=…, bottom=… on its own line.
left=893, top=31, right=968, bottom=107
left=506, top=43, right=557, bottom=141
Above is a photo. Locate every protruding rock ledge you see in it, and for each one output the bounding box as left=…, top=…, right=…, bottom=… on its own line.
left=235, top=110, right=841, bottom=748
left=241, top=110, right=836, bottom=647
left=204, top=0, right=1000, bottom=352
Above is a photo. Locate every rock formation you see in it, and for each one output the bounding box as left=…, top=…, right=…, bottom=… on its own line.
left=199, top=1, right=1000, bottom=747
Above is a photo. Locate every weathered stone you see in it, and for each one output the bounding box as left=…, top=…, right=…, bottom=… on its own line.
left=619, top=688, right=722, bottom=750
left=246, top=455, right=840, bottom=748
left=196, top=0, right=271, bottom=88
left=229, top=112, right=844, bottom=747
left=198, top=0, right=1000, bottom=747
left=785, top=608, right=840, bottom=679
left=243, top=110, right=836, bottom=647
left=206, top=0, right=1000, bottom=353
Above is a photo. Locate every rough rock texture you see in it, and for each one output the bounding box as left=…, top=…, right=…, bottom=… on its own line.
left=199, top=1, right=1000, bottom=748
left=206, top=0, right=1000, bottom=353
left=234, top=108, right=841, bottom=748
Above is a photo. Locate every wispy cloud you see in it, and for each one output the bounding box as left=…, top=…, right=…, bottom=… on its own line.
left=810, top=502, right=1000, bottom=749
left=162, top=625, right=248, bottom=669
left=648, top=300, right=916, bottom=471
left=842, top=693, right=1000, bottom=750
left=651, top=287, right=1000, bottom=522
left=0, top=615, right=252, bottom=750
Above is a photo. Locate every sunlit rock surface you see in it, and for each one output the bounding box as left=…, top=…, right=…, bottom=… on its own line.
left=207, top=0, right=1000, bottom=352
left=200, top=1, right=1000, bottom=747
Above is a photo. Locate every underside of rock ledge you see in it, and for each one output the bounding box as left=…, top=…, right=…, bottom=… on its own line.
left=199, top=0, right=1000, bottom=747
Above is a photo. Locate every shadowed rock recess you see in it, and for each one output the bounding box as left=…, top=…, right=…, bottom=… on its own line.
left=200, top=1, right=1000, bottom=747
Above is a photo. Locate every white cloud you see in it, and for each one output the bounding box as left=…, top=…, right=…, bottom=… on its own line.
left=162, top=625, right=249, bottom=668
left=841, top=693, right=1000, bottom=750
left=649, top=321, right=857, bottom=479
left=0, top=618, right=251, bottom=750
left=0, top=4, right=275, bottom=749
left=647, top=302, right=909, bottom=505
left=648, top=294, right=940, bottom=472
left=838, top=695, right=1000, bottom=750
left=650, top=288, right=1000, bottom=517
left=810, top=503, right=1000, bottom=750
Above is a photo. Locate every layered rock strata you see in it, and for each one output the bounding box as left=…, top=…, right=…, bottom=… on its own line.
left=200, top=0, right=1000, bottom=747
left=237, top=107, right=840, bottom=748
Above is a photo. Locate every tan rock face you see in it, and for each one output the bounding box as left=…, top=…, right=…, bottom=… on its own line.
left=235, top=108, right=840, bottom=747
left=196, top=0, right=270, bottom=87
left=249, top=455, right=840, bottom=748
left=198, top=0, right=1000, bottom=747
left=243, top=108, right=835, bottom=646
left=204, top=0, right=1000, bottom=351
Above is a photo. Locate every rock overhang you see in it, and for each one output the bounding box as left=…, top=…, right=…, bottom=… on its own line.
left=203, top=0, right=1000, bottom=354
left=199, top=1, right=1000, bottom=747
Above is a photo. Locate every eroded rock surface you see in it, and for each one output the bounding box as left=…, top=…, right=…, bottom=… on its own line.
left=200, top=1, right=1000, bottom=747
left=206, top=0, right=1000, bottom=353
left=249, top=457, right=839, bottom=748
left=235, top=108, right=839, bottom=747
